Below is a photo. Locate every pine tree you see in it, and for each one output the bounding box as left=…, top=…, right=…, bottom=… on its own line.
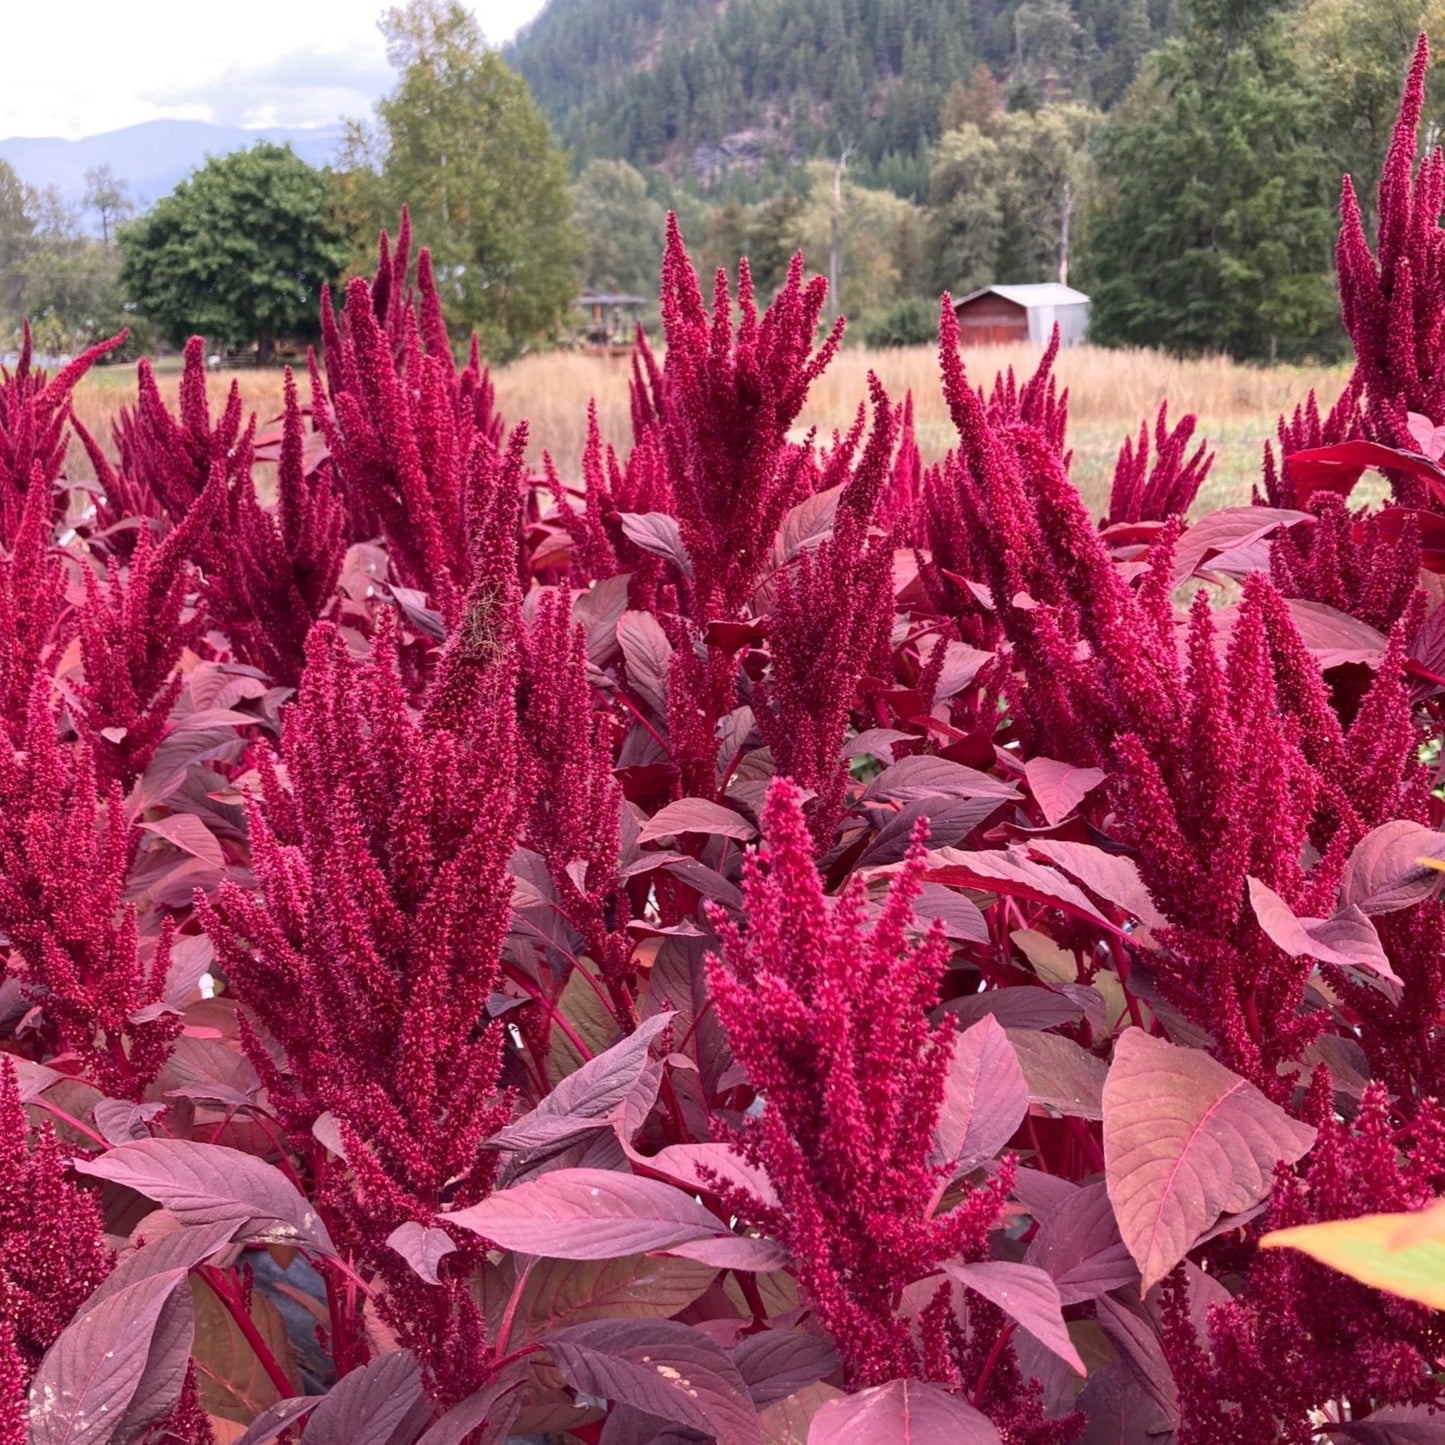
left=1083, top=4, right=1341, bottom=360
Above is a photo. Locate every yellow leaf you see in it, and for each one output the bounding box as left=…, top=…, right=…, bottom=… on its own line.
left=522, top=1253, right=718, bottom=1331
left=760, top=1383, right=845, bottom=1445
left=190, top=1276, right=301, bottom=1423
left=546, top=962, right=623, bottom=1085
left=1261, top=1206, right=1445, bottom=1309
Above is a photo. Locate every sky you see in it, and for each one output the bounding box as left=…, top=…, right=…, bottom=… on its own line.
left=2, top=0, right=550, bottom=140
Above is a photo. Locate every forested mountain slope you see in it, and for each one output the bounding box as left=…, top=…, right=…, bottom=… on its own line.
left=508, top=0, right=1175, bottom=194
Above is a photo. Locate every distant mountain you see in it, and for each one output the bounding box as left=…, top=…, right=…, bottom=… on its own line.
left=507, top=0, right=1172, bottom=198
left=0, top=119, right=348, bottom=222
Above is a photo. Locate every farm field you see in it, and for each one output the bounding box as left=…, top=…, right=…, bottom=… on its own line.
left=70, top=342, right=1351, bottom=511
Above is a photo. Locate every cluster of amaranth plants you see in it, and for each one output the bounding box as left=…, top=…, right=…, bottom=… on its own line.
left=8, top=38, right=1445, bottom=1445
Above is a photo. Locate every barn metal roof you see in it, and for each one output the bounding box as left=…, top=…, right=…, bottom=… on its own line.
left=576, top=290, right=649, bottom=306
left=954, top=283, right=1091, bottom=309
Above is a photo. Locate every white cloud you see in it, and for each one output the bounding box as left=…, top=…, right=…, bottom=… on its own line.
left=2, top=0, right=550, bottom=140
left=138, top=44, right=394, bottom=130
left=478, top=0, right=550, bottom=44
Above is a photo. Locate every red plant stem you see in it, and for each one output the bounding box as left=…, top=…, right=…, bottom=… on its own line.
left=1025, top=1111, right=1048, bottom=1170
left=206, top=1106, right=239, bottom=1146
left=491, top=1341, right=545, bottom=1375
left=496, top=1255, right=537, bottom=1352
left=1108, top=937, right=1147, bottom=1032
left=501, top=959, right=595, bottom=1064
left=319, top=1249, right=376, bottom=1301
left=245, top=1109, right=310, bottom=1193
left=323, top=1266, right=353, bottom=1378
left=673, top=995, right=716, bottom=1059
left=970, top=1320, right=1017, bottom=1408
left=613, top=687, right=671, bottom=755
left=655, top=1069, right=689, bottom=1146
left=319, top=1256, right=367, bottom=1378
left=197, top=1264, right=297, bottom=1399
left=32, top=1097, right=108, bottom=1149
left=735, top=1270, right=770, bottom=1330
left=1070, top=1115, right=1106, bottom=1173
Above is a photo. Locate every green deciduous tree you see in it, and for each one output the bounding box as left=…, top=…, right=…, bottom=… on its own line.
left=0, top=164, right=139, bottom=356
left=1083, top=9, right=1341, bottom=360
left=119, top=143, right=347, bottom=364
left=83, top=165, right=133, bottom=248
left=573, top=159, right=666, bottom=297
left=786, top=160, right=928, bottom=319
left=0, top=160, right=36, bottom=327
left=927, top=102, right=1098, bottom=295
left=1292, top=0, right=1445, bottom=233
left=342, top=0, right=582, bottom=361
left=24, top=188, right=136, bottom=356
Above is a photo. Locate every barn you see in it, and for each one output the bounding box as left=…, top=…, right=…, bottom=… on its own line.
left=952, top=283, right=1091, bottom=347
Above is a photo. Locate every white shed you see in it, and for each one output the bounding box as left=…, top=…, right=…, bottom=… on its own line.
left=953, top=283, right=1092, bottom=347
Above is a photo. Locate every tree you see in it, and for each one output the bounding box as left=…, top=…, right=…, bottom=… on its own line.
left=940, top=63, right=1004, bottom=133
left=1014, top=0, right=1087, bottom=99
left=1083, top=9, right=1341, bottom=361
left=1292, top=0, right=1445, bottom=232
left=927, top=124, right=1006, bottom=296
left=0, top=160, right=35, bottom=327
left=573, top=159, right=665, bottom=297
left=342, top=0, right=582, bottom=360
left=23, top=187, right=135, bottom=355
left=0, top=167, right=134, bottom=355
left=786, top=161, right=926, bottom=319
left=119, top=143, right=347, bottom=364
left=927, top=103, right=1098, bottom=294
left=83, top=165, right=133, bottom=247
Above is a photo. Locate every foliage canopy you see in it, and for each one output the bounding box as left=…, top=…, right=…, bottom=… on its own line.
left=1085, top=18, right=1342, bottom=360
left=338, top=0, right=582, bottom=361
left=119, top=142, right=347, bottom=363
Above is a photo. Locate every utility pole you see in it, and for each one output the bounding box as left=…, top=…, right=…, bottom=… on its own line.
left=829, top=144, right=852, bottom=323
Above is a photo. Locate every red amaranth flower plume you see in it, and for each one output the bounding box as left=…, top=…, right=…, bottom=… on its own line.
left=315, top=215, right=508, bottom=620
left=1337, top=34, right=1445, bottom=491
left=0, top=1060, right=111, bottom=1369
left=0, top=682, right=180, bottom=1097
left=706, top=780, right=1019, bottom=1395
left=516, top=588, right=630, bottom=982
left=1162, top=1080, right=1445, bottom=1443
left=933, top=298, right=1184, bottom=767
left=1258, top=381, right=1364, bottom=509
left=653, top=214, right=842, bottom=621
left=551, top=399, right=675, bottom=597
left=208, top=368, right=346, bottom=686
left=0, top=473, right=67, bottom=744
left=877, top=389, right=924, bottom=540
left=203, top=560, right=524, bottom=1395
left=73, top=476, right=219, bottom=787
left=1106, top=402, right=1213, bottom=525
left=1269, top=492, right=1422, bottom=635
left=754, top=375, right=900, bottom=843
left=1111, top=581, right=1334, bottom=1089
left=105, top=338, right=252, bottom=535
left=0, top=1321, right=22, bottom=1445
left=0, top=325, right=127, bottom=545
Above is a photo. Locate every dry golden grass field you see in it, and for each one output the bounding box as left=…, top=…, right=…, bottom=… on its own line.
left=70, top=343, right=1352, bottom=515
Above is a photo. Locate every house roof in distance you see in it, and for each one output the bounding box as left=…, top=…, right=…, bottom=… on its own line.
left=576, top=290, right=649, bottom=306
left=954, top=283, right=1091, bottom=308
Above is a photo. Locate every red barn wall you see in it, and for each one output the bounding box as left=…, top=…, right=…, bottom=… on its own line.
left=954, top=295, right=1029, bottom=346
